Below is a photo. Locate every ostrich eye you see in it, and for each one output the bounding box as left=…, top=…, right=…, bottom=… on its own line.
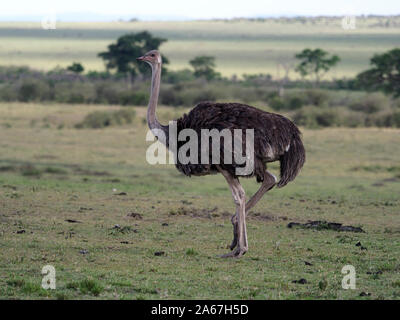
left=151, top=54, right=155, bottom=57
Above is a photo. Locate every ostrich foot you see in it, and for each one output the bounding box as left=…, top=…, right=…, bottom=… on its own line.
left=219, top=247, right=247, bottom=258
left=229, top=229, right=238, bottom=250
left=228, top=215, right=238, bottom=250
left=229, top=237, right=237, bottom=250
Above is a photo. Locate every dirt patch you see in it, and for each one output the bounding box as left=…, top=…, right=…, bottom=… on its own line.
left=220, top=211, right=287, bottom=221
left=382, top=176, right=400, bottom=183
left=221, top=211, right=232, bottom=218
left=287, top=220, right=365, bottom=233
left=372, top=176, right=400, bottom=186
left=0, top=165, right=17, bottom=172
left=34, top=154, right=58, bottom=160
left=250, top=212, right=288, bottom=221
left=109, top=225, right=138, bottom=235
left=20, top=165, right=42, bottom=177
left=181, top=200, right=193, bottom=205
left=103, top=178, right=121, bottom=183
left=73, top=167, right=111, bottom=176
left=65, top=219, right=81, bottom=223
left=127, top=212, right=143, bottom=220
left=169, top=206, right=218, bottom=219
left=2, top=184, right=17, bottom=190
left=1, top=164, right=68, bottom=177
left=44, top=167, right=68, bottom=175
left=292, top=278, right=307, bottom=284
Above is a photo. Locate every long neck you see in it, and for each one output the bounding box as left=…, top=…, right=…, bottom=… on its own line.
left=147, top=63, right=165, bottom=135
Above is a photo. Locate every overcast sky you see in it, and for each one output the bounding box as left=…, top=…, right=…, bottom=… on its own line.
left=0, top=0, right=399, bottom=21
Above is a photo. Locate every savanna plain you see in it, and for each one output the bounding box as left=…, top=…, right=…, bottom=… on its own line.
left=0, top=103, right=399, bottom=299
left=0, top=18, right=399, bottom=300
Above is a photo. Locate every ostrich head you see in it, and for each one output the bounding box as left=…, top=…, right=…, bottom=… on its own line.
left=136, top=50, right=162, bottom=67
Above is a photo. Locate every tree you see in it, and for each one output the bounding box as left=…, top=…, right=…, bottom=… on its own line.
left=98, top=31, right=169, bottom=83
left=67, top=62, right=84, bottom=74
left=276, top=59, right=294, bottom=97
left=356, top=48, right=400, bottom=97
left=189, top=56, right=220, bottom=81
left=295, top=48, right=340, bottom=86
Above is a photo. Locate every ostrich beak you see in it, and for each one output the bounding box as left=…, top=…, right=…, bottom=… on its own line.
left=136, top=56, right=145, bottom=61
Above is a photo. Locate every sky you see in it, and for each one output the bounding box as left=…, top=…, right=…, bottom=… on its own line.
left=0, top=0, right=399, bottom=21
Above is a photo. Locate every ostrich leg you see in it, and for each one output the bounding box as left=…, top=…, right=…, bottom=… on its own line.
left=217, top=166, right=248, bottom=258
left=229, top=170, right=277, bottom=250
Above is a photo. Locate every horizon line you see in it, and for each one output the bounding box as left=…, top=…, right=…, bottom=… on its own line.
left=0, top=13, right=399, bottom=23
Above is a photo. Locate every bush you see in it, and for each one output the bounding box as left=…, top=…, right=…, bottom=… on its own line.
left=0, top=84, right=18, bottom=101
left=367, top=111, right=400, bottom=128
left=94, top=83, right=121, bottom=104
left=119, top=90, right=148, bottom=106
left=349, top=93, right=389, bottom=114
left=1, top=64, right=400, bottom=129
left=315, top=110, right=339, bottom=127
left=293, top=106, right=340, bottom=128
left=287, top=95, right=304, bottom=110
left=54, top=82, right=95, bottom=104
left=269, top=96, right=285, bottom=110
left=0, top=66, right=32, bottom=81
left=86, top=70, right=115, bottom=80
left=394, top=98, right=400, bottom=109
left=75, top=108, right=136, bottom=129
left=160, top=88, right=184, bottom=106
left=78, top=279, right=104, bottom=296
left=193, top=89, right=218, bottom=104
left=303, top=89, right=329, bottom=107
left=269, top=94, right=304, bottom=111
left=177, top=87, right=223, bottom=106
left=242, top=73, right=272, bottom=86
left=67, top=62, right=84, bottom=74
left=340, top=110, right=366, bottom=127
left=17, top=79, right=50, bottom=102
left=389, top=112, right=400, bottom=127
left=231, top=87, right=268, bottom=104
left=270, top=89, right=341, bottom=111
left=164, top=69, right=195, bottom=84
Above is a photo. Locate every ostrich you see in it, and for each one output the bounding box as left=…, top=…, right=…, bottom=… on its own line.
left=137, top=50, right=305, bottom=258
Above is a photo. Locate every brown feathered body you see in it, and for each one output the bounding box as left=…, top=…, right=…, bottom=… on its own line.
left=170, top=102, right=305, bottom=188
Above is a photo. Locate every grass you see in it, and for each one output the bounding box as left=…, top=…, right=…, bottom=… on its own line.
left=0, top=102, right=399, bottom=299
left=75, top=108, right=136, bottom=129
left=0, top=18, right=400, bottom=78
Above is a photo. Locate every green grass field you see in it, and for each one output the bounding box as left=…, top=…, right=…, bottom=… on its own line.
left=0, top=102, right=399, bottom=299
left=1, top=18, right=400, bottom=78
